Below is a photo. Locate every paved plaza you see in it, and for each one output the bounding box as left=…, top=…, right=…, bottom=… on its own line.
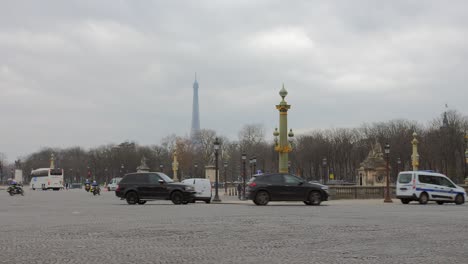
left=1, top=189, right=467, bottom=264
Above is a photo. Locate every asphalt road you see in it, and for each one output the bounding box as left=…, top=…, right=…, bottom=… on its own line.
left=1, top=189, right=467, bottom=264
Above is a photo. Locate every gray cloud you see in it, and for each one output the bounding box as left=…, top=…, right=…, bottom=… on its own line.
left=1, top=0, right=468, bottom=160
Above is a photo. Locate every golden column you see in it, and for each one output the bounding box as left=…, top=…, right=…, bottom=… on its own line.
left=172, top=151, right=179, bottom=182
left=274, top=85, right=294, bottom=173
left=50, top=153, right=55, bottom=169
left=411, top=132, right=419, bottom=171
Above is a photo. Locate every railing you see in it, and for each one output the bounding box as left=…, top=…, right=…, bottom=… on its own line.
left=329, top=186, right=395, bottom=200
left=224, top=185, right=468, bottom=200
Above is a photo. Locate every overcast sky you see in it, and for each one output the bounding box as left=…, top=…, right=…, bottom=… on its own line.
left=1, top=1, right=468, bottom=161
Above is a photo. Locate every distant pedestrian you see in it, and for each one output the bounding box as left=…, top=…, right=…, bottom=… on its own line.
left=237, top=183, right=242, bottom=200
left=65, top=183, right=69, bottom=190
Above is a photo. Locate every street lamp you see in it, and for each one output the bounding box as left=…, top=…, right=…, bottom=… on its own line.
left=384, top=143, right=393, bottom=203
left=213, top=138, right=221, bottom=202
left=396, top=157, right=401, bottom=182
left=252, top=156, right=257, bottom=175
left=242, top=153, right=247, bottom=200
left=159, top=164, right=164, bottom=173
left=224, top=161, right=228, bottom=194
left=120, top=164, right=124, bottom=177
left=322, top=158, right=327, bottom=184
left=465, top=132, right=468, bottom=182
left=104, top=168, right=108, bottom=185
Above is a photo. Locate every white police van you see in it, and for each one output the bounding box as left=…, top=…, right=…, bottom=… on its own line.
left=396, top=171, right=466, bottom=205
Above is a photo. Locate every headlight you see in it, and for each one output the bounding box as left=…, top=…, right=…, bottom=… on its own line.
left=184, top=186, right=195, bottom=191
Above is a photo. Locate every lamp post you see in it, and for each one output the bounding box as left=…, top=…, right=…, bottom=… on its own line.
left=384, top=143, right=393, bottom=203
left=411, top=132, right=419, bottom=171
left=160, top=164, right=164, bottom=173
left=120, top=164, right=124, bottom=177
left=194, top=163, right=198, bottom=178
left=322, top=158, right=327, bottom=184
left=242, top=153, right=247, bottom=200
left=224, top=161, right=228, bottom=194
left=104, top=168, right=108, bottom=186
left=252, top=156, right=257, bottom=175
left=213, top=138, right=221, bottom=202
left=397, top=157, right=401, bottom=182
left=273, top=85, right=294, bottom=173
left=465, top=132, right=468, bottom=182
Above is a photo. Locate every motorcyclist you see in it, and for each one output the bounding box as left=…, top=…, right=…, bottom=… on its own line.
left=91, top=180, right=99, bottom=190
left=84, top=179, right=91, bottom=191
left=8, top=180, right=23, bottom=195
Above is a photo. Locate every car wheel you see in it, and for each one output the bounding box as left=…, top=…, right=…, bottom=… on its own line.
left=309, top=191, right=322, bottom=206
left=436, top=201, right=444, bottom=205
left=108, top=187, right=111, bottom=192
left=401, top=199, right=410, bottom=204
left=138, top=201, right=147, bottom=205
left=126, top=192, right=139, bottom=205
left=419, top=192, right=428, bottom=205
left=205, top=199, right=211, bottom=204
left=254, top=191, right=269, bottom=206
left=454, top=194, right=465, bottom=205
left=303, top=201, right=312, bottom=205
left=171, top=191, right=183, bottom=205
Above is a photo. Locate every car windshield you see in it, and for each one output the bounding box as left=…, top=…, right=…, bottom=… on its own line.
left=158, top=173, right=174, bottom=183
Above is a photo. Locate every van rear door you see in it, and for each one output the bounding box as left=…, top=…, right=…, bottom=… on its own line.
left=397, top=173, right=413, bottom=196
left=196, top=179, right=211, bottom=198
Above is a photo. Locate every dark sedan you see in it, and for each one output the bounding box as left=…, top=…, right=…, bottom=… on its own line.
left=115, top=172, right=196, bottom=205
left=246, top=173, right=329, bottom=206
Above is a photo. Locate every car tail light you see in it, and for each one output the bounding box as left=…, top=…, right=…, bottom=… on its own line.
left=116, top=185, right=120, bottom=192
left=248, top=182, right=257, bottom=187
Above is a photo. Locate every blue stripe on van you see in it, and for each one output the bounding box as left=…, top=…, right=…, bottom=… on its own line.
left=416, top=188, right=465, bottom=195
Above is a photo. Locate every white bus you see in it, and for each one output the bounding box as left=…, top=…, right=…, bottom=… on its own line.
left=30, top=168, right=64, bottom=190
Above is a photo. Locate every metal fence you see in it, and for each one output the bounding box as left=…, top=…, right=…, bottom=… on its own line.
left=225, top=185, right=468, bottom=200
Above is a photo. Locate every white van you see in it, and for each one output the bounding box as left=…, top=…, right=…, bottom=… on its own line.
left=396, top=171, right=466, bottom=205
left=181, top=178, right=212, bottom=203
left=107, top=177, right=122, bottom=191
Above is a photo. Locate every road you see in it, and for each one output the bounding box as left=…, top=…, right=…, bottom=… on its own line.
left=1, top=189, right=467, bottom=264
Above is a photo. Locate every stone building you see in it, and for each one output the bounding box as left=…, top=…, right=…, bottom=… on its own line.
left=357, top=142, right=390, bottom=186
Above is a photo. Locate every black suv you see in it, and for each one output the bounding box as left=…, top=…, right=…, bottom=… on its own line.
left=115, top=172, right=196, bottom=205
left=246, top=173, right=329, bottom=206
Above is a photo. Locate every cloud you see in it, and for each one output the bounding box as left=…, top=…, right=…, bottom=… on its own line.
left=0, top=1, right=467, bottom=161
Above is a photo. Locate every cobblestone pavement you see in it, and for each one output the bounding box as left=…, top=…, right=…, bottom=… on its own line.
left=1, top=189, right=467, bottom=264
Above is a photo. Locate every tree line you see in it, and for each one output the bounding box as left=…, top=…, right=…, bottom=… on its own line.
left=3, top=110, right=468, bottom=184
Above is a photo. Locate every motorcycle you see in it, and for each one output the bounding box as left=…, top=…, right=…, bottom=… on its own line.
left=7, top=185, right=24, bottom=196
left=91, top=186, right=101, bottom=196
left=85, top=183, right=91, bottom=192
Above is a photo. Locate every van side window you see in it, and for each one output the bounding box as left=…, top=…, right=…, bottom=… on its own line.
left=440, top=178, right=455, bottom=188
left=419, top=175, right=440, bottom=185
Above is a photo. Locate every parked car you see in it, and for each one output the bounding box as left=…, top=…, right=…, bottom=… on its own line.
left=181, top=178, right=212, bottom=203
left=246, top=173, right=329, bottom=206
left=115, top=172, right=196, bottom=205
left=396, top=170, right=466, bottom=205
left=107, top=177, right=122, bottom=191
